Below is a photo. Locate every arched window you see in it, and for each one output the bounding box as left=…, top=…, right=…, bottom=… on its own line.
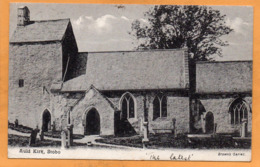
left=153, top=95, right=167, bottom=120
left=153, top=96, right=160, bottom=120
left=161, top=96, right=167, bottom=117
left=120, top=93, right=135, bottom=119
left=230, top=99, right=248, bottom=125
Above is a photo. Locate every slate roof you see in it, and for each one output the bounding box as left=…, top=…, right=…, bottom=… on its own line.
left=62, top=49, right=189, bottom=92
left=196, top=61, right=252, bottom=93
left=10, top=19, right=70, bottom=43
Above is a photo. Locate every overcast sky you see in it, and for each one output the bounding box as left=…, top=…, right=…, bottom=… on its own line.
left=9, top=3, right=253, bottom=61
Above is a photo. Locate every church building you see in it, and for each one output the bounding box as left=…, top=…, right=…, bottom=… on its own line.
left=9, top=6, right=252, bottom=136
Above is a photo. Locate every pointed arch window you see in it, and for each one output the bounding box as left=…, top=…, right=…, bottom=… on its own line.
left=230, top=99, right=249, bottom=125
left=153, top=96, right=160, bottom=120
left=153, top=95, right=167, bottom=120
left=120, top=93, right=136, bottom=120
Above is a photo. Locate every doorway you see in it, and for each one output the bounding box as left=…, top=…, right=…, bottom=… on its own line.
left=42, top=110, right=51, bottom=132
left=205, top=112, right=214, bottom=134
left=85, top=108, right=100, bottom=135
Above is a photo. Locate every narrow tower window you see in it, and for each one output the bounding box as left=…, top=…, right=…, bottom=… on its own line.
left=18, top=79, right=24, bottom=87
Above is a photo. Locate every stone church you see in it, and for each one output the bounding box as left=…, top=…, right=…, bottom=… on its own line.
left=9, top=6, right=252, bottom=136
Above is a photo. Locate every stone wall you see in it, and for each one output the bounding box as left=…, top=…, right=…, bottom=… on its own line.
left=71, top=88, right=116, bottom=135
left=147, top=94, right=190, bottom=134
left=9, top=42, right=63, bottom=128
left=199, top=96, right=252, bottom=133
left=107, top=92, right=145, bottom=134
left=106, top=91, right=190, bottom=135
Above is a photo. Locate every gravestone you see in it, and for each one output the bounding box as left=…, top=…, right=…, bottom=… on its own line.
left=14, top=119, right=19, bottom=128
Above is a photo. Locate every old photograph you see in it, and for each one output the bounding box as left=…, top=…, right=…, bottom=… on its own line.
left=8, top=3, right=253, bottom=161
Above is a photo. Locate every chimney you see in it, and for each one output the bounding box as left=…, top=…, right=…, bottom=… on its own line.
left=17, top=6, right=30, bottom=26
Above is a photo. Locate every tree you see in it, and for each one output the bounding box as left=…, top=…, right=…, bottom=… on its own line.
left=131, top=5, right=233, bottom=61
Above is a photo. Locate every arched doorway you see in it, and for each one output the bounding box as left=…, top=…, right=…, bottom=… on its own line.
left=205, top=112, right=214, bottom=134
left=85, top=108, right=100, bottom=135
left=42, top=110, right=51, bottom=132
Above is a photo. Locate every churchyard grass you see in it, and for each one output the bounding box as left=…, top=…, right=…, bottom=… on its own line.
left=8, top=134, right=89, bottom=147
left=95, top=133, right=251, bottom=149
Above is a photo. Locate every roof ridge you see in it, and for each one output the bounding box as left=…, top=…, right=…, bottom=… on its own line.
left=79, top=48, right=187, bottom=54
left=33, top=18, right=70, bottom=23
left=196, top=60, right=252, bottom=64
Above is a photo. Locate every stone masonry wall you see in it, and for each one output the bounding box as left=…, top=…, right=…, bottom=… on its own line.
left=107, top=92, right=145, bottom=134
left=148, top=94, right=190, bottom=134
left=106, top=91, right=190, bottom=135
left=71, top=88, right=116, bottom=135
left=9, top=42, right=63, bottom=128
left=200, top=96, right=252, bottom=133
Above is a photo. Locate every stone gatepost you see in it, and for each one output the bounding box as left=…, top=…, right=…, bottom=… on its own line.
left=67, top=124, right=74, bottom=147
left=61, top=130, right=67, bottom=148
left=40, top=130, right=44, bottom=141
left=172, top=118, right=177, bottom=138
left=241, top=119, right=248, bottom=138
left=29, top=127, right=40, bottom=146
left=142, top=121, right=149, bottom=149
left=140, top=117, right=143, bottom=136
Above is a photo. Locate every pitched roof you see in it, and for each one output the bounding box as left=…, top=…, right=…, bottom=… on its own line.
left=196, top=61, right=252, bottom=93
left=10, top=19, right=70, bottom=43
left=62, top=49, right=189, bottom=92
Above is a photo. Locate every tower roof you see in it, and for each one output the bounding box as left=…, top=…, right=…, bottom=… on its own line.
left=10, top=19, right=70, bottom=43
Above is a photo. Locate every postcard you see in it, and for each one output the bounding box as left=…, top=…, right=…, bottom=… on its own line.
left=8, top=3, right=253, bottom=161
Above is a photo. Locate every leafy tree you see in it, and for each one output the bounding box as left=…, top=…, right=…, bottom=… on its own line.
left=131, top=5, right=233, bottom=61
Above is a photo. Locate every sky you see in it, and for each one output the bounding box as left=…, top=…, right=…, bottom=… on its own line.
left=9, top=3, right=253, bottom=61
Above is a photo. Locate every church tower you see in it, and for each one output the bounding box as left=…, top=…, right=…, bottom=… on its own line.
left=9, top=6, right=78, bottom=129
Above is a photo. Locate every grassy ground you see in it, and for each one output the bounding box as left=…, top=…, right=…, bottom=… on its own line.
left=8, top=122, right=84, bottom=139
left=96, top=133, right=251, bottom=149
left=8, top=134, right=88, bottom=147
left=8, top=122, right=32, bottom=134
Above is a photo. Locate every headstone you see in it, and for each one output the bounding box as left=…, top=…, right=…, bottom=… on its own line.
left=29, top=127, right=40, bottom=146
left=241, top=119, right=248, bottom=137
left=142, top=121, right=149, bottom=149
left=14, top=119, right=19, bottom=128
left=61, top=130, right=66, bottom=148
